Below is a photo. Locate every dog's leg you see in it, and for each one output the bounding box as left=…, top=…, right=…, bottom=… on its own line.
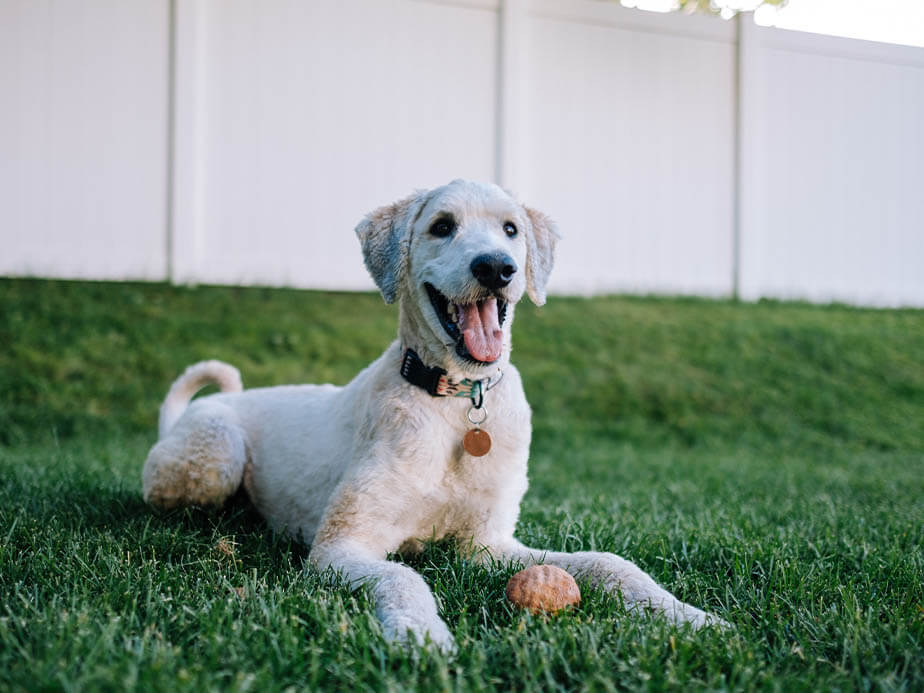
left=143, top=402, right=246, bottom=509
left=481, top=539, right=726, bottom=629
left=309, top=540, right=456, bottom=653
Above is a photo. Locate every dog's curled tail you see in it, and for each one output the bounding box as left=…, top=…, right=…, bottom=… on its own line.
left=158, top=360, right=243, bottom=439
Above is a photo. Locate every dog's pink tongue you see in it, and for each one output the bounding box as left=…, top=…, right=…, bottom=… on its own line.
left=460, top=298, right=503, bottom=363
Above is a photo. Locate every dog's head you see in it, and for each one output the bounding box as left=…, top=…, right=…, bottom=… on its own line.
left=356, top=180, right=559, bottom=375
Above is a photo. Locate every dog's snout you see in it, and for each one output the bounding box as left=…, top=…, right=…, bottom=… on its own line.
left=470, top=253, right=517, bottom=290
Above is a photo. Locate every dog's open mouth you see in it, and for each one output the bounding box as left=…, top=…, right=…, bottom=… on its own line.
left=425, top=283, right=508, bottom=364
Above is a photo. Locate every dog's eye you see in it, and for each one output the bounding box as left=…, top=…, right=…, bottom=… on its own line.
left=430, top=217, right=456, bottom=238
left=503, top=222, right=518, bottom=238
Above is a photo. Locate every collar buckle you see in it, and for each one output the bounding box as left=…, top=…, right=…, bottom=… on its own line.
left=401, top=348, right=447, bottom=397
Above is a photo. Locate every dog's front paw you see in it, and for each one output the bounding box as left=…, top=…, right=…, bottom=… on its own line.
left=380, top=611, right=456, bottom=655
left=700, top=611, right=733, bottom=631
left=673, top=602, right=732, bottom=631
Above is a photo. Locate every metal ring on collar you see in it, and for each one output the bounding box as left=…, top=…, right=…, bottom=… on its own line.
left=467, top=406, right=487, bottom=425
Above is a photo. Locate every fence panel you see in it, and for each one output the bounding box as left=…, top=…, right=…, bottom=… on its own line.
left=178, top=0, right=500, bottom=290
left=738, top=21, right=924, bottom=306
left=523, top=0, right=737, bottom=296
left=0, top=0, right=169, bottom=281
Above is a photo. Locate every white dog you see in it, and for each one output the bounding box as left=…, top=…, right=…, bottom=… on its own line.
left=142, top=179, right=723, bottom=651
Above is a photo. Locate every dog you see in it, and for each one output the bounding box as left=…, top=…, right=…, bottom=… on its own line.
left=142, top=179, right=724, bottom=651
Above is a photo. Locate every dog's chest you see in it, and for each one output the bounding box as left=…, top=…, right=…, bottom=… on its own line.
left=344, top=356, right=533, bottom=545
left=408, top=412, right=530, bottom=541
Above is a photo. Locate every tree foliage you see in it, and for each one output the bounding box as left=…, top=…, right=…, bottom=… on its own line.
left=678, top=0, right=788, bottom=15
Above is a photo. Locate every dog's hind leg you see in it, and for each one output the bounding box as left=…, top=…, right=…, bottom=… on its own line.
left=142, top=401, right=247, bottom=509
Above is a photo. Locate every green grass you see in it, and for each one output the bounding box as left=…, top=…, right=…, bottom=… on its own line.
left=1, top=278, right=922, bottom=691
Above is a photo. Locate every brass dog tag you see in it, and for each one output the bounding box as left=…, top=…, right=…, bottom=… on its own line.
left=463, top=428, right=492, bottom=457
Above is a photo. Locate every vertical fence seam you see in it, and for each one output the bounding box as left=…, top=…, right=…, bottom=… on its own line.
left=732, top=11, right=743, bottom=301
left=166, top=0, right=177, bottom=283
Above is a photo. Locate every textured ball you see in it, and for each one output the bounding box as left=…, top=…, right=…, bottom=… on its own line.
left=505, top=565, right=581, bottom=614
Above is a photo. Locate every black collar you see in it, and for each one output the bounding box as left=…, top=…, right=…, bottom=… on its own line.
left=399, top=348, right=501, bottom=404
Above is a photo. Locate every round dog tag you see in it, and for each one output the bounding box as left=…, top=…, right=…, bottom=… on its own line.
left=463, top=428, right=492, bottom=457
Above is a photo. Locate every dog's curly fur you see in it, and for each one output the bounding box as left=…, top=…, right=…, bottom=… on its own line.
left=142, top=179, right=725, bottom=651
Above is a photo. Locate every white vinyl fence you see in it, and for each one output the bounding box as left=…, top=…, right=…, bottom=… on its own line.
left=738, top=19, right=924, bottom=306
left=2, top=0, right=923, bottom=306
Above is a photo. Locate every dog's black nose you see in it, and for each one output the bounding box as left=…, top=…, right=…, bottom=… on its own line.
left=470, top=253, right=517, bottom=290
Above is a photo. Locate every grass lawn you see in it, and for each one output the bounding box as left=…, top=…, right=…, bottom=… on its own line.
left=1, top=278, right=922, bottom=691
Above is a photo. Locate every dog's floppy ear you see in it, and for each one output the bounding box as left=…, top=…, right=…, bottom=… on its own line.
left=355, top=191, right=429, bottom=304
left=523, top=206, right=560, bottom=306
